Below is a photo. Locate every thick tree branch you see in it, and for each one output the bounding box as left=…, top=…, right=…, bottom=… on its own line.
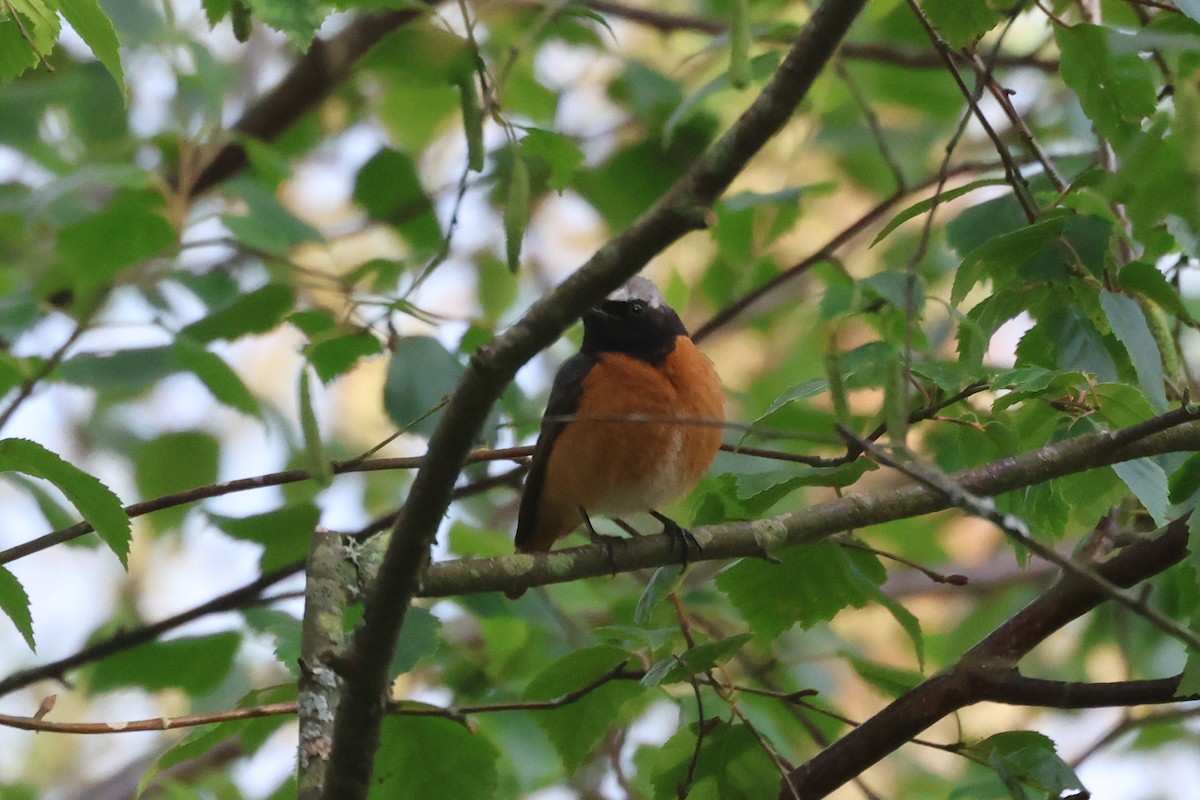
left=420, top=411, right=1200, bottom=597
left=320, top=2, right=871, bottom=797
left=780, top=512, right=1193, bottom=798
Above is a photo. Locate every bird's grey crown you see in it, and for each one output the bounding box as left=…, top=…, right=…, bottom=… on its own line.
left=607, top=275, right=664, bottom=308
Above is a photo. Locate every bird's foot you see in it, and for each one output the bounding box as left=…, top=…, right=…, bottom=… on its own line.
left=650, top=510, right=700, bottom=566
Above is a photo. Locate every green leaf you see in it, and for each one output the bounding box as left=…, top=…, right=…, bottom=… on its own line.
left=56, top=346, right=180, bottom=392
left=298, top=367, right=331, bottom=488
left=382, top=336, right=465, bottom=437
left=57, top=0, right=127, bottom=103
left=641, top=634, right=752, bottom=687
left=211, top=503, right=317, bottom=571
left=353, top=148, right=441, bottom=252
left=504, top=145, right=531, bottom=272
left=1168, top=452, right=1200, bottom=504
left=716, top=542, right=886, bottom=639
left=91, top=632, right=241, bottom=694
left=634, top=566, right=685, bottom=627
left=391, top=605, right=441, bottom=678
left=0, top=565, right=34, bottom=651
left=1093, top=382, right=1156, bottom=429
left=135, top=431, right=220, bottom=534
left=952, top=218, right=1065, bottom=306
left=521, top=128, right=585, bottom=192
left=1120, top=261, right=1196, bottom=324
left=919, top=0, right=1002, bottom=48
left=180, top=283, right=295, bottom=343
left=304, top=331, right=383, bottom=384
left=1057, top=23, right=1158, bottom=142
left=371, top=716, right=499, bottom=800
left=0, top=438, right=130, bottom=565
left=651, top=721, right=778, bottom=799
left=1112, top=458, right=1169, bottom=526
left=0, top=0, right=59, bottom=84
left=973, top=731, right=1086, bottom=799
left=55, top=189, right=175, bottom=284
left=242, top=608, right=301, bottom=675
left=243, top=0, right=326, bottom=50
left=523, top=645, right=640, bottom=771
left=873, top=178, right=1008, bottom=246
left=221, top=177, right=321, bottom=256
left=1100, top=290, right=1167, bottom=412
left=174, top=338, right=258, bottom=415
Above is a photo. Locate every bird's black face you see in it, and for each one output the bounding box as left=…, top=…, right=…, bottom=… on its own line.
left=581, top=296, right=688, bottom=365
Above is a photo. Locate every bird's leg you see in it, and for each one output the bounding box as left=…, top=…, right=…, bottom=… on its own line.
left=650, top=510, right=700, bottom=566
left=579, top=506, right=622, bottom=575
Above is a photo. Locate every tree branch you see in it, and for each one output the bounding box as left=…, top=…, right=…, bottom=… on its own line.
left=184, top=9, right=422, bottom=196
left=780, top=512, right=1193, bottom=798
left=320, top=2, right=872, bottom=797
left=419, top=411, right=1200, bottom=598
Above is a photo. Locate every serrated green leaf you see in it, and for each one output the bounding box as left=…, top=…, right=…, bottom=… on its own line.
left=180, top=283, right=295, bottom=343
left=952, top=218, right=1065, bottom=306
left=0, top=438, right=130, bottom=565
left=919, top=0, right=1002, bottom=48
left=371, top=716, right=499, bottom=800
left=91, top=632, right=241, bottom=694
left=641, top=634, right=752, bottom=687
left=391, top=605, right=441, bottom=678
left=305, top=330, right=382, bottom=384
left=210, top=503, right=318, bottom=571
left=243, top=0, right=325, bottom=49
left=58, top=0, right=127, bottom=103
left=974, top=731, right=1086, bottom=799
left=523, top=645, right=640, bottom=771
left=174, top=338, right=258, bottom=415
left=1100, top=290, right=1168, bottom=412
left=716, top=542, right=886, bottom=639
left=298, top=367, right=331, bottom=488
left=135, top=431, right=220, bottom=534
left=521, top=129, right=584, bottom=192
left=873, top=178, right=1008, bottom=246
left=0, top=565, right=34, bottom=651
left=242, top=608, right=301, bottom=675
left=1093, top=382, right=1156, bottom=428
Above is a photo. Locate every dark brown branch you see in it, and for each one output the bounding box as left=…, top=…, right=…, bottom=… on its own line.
left=185, top=9, right=422, bottom=196
left=321, top=2, right=872, bottom=797
left=780, top=513, right=1193, bottom=798
left=979, top=674, right=1196, bottom=708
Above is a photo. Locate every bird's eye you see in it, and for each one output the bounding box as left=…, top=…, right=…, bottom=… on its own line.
left=629, top=300, right=646, bottom=315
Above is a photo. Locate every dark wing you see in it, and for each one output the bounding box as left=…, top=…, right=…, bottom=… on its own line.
left=514, top=353, right=595, bottom=549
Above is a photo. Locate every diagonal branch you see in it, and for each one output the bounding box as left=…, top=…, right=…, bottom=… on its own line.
left=779, top=512, right=1193, bottom=798
left=321, top=2, right=872, bottom=797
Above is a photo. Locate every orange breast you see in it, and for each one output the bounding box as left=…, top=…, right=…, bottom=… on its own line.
left=538, top=336, right=723, bottom=532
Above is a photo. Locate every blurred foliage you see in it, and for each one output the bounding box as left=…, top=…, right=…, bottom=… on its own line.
left=0, top=0, right=1199, bottom=798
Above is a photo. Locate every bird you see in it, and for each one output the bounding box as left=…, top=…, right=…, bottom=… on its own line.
left=508, top=275, right=724, bottom=598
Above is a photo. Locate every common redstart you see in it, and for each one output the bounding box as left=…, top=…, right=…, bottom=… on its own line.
left=508, top=276, right=724, bottom=596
